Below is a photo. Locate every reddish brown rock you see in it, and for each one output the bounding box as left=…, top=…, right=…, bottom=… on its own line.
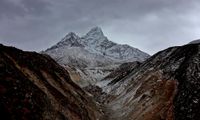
left=0, top=44, right=102, bottom=120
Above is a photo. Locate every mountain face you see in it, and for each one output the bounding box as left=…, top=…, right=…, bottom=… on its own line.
left=98, top=43, right=200, bottom=120
left=96, top=61, right=141, bottom=88
left=45, top=27, right=150, bottom=65
left=44, top=27, right=150, bottom=86
left=0, top=44, right=102, bottom=120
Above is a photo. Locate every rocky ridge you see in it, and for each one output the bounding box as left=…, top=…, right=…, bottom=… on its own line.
left=0, top=44, right=103, bottom=120
left=101, top=43, right=200, bottom=120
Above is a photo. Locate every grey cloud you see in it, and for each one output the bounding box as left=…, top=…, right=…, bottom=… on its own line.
left=0, top=0, right=25, bottom=18
left=0, top=0, right=200, bottom=54
left=0, top=0, right=51, bottom=19
left=20, top=0, right=51, bottom=16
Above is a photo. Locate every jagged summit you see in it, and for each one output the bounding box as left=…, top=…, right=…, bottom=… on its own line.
left=45, top=26, right=150, bottom=64
left=62, top=32, right=79, bottom=41
left=44, top=27, right=150, bottom=86
left=85, top=26, right=104, bottom=37
left=81, top=26, right=107, bottom=46
left=52, top=32, right=82, bottom=48
left=60, top=32, right=80, bottom=44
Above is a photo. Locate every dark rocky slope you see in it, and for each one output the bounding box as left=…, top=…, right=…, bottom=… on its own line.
left=0, top=44, right=102, bottom=120
left=104, top=61, right=141, bottom=85
left=103, top=43, right=200, bottom=120
left=1, top=42, right=199, bottom=120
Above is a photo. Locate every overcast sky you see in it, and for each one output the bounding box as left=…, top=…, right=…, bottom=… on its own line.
left=0, top=0, right=200, bottom=54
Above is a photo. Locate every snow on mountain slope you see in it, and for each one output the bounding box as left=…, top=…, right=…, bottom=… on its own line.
left=44, top=27, right=150, bottom=86
left=79, top=27, right=150, bottom=62
left=101, top=43, right=200, bottom=120
left=45, top=27, right=150, bottom=65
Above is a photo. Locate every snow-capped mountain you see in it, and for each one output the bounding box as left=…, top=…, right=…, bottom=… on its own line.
left=44, top=27, right=150, bottom=86
left=82, top=27, right=150, bottom=62
left=45, top=27, right=149, bottom=64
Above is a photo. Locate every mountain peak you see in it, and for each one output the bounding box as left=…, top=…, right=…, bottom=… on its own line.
left=62, top=32, right=79, bottom=41
left=53, top=32, right=82, bottom=48
left=85, top=26, right=104, bottom=37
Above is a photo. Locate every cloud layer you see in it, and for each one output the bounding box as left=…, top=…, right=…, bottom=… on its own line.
left=0, top=0, right=200, bottom=54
